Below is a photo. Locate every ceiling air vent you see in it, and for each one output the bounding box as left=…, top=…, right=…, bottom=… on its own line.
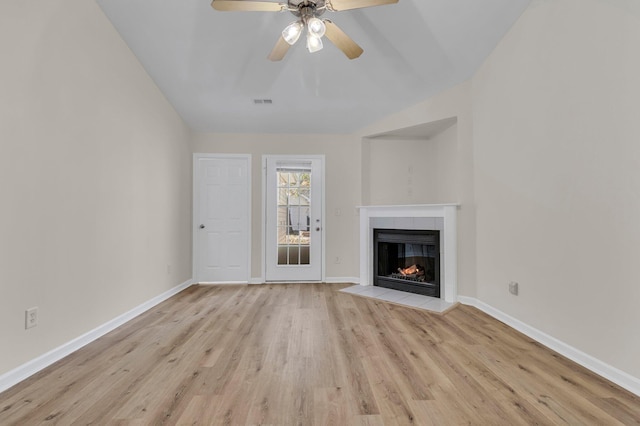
left=253, top=99, right=273, bottom=105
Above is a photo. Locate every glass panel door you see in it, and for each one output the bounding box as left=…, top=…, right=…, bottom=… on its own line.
left=265, top=157, right=323, bottom=281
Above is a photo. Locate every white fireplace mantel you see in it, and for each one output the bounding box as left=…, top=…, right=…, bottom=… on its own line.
left=358, top=204, right=458, bottom=303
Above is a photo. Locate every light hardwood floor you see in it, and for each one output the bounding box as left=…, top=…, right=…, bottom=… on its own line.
left=1, top=284, right=639, bottom=425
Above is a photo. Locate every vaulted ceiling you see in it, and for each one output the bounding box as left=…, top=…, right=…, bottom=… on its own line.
left=96, top=0, right=531, bottom=134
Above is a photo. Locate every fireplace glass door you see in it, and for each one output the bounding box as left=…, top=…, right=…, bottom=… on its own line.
left=374, top=229, right=440, bottom=297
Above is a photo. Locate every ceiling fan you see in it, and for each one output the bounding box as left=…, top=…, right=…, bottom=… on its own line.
left=211, top=0, right=399, bottom=61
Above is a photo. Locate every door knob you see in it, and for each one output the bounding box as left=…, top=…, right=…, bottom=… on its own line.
left=200, top=224, right=205, bottom=229
left=316, top=227, right=320, bottom=231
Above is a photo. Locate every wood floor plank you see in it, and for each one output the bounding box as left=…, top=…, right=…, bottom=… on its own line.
left=313, top=386, right=350, bottom=425
left=1, top=283, right=639, bottom=425
left=326, top=287, right=381, bottom=417
left=360, top=355, right=419, bottom=425
left=468, top=342, right=585, bottom=424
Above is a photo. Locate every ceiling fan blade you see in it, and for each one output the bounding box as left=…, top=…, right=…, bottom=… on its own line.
left=268, top=36, right=291, bottom=61
left=324, top=20, right=363, bottom=59
left=211, top=0, right=286, bottom=12
left=328, top=0, right=398, bottom=12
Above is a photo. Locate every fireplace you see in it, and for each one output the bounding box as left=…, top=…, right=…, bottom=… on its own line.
left=359, top=204, right=457, bottom=302
left=373, top=229, right=440, bottom=297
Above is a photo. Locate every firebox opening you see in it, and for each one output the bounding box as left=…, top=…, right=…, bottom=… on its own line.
left=373, top=229, right=440, bottom=298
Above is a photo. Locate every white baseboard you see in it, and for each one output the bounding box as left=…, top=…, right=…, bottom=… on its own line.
left=325, top=277, right=360, bottom=284
left=248, top=278, right=360, bottom=285
left=0, top=279, right=194, bottom=394
left=458, top=296, right=640, bottom=398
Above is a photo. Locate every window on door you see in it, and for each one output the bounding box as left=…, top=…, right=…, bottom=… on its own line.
left=276, top=168, right=311, bottom=265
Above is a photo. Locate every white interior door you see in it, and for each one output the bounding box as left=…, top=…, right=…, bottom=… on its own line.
left=194, top=155, right=250, bottom=283
left=265, top=156, right=323, bottom=282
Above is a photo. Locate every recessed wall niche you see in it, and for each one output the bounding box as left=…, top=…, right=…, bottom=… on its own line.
left=361, top=117, right=458, bottom=206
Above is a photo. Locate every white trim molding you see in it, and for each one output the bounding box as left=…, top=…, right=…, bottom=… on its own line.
left=0, top=279, right=194, bottom=394
left=248, top=279, right=358, bottom=285
left=458, top=296, right=640, bottom=398
left=324, top=277, right=360, bottom=284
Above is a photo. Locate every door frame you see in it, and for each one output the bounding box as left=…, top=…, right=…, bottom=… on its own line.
left=261, top=155, right=325, bottom=283
left=193, top=153, right=252, bottom=284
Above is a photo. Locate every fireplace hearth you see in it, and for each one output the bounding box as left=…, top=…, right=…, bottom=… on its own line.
left=374, top=229, right=440, bottom=297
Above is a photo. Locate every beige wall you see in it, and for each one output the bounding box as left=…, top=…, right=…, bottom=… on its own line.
left=358, top=83, right=477, bottom=297
left=363, top=138, right=439, bottom=205
left=472, top=0, right=640, bottom=378
left=191, top=133, right=361, bottom=280
left=0, top=1, right=192, bottom=375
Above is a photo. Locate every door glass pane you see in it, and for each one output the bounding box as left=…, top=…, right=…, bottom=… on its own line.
left=276, top=166, right=311, bottom=265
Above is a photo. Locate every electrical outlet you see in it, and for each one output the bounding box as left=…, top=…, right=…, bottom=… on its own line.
left=509, top=282, right=519, bottom=296
left=25, top=307, right=38, bottom=329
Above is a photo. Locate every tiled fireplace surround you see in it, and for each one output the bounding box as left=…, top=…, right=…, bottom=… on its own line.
left=357, top=204, right=458, bottom=304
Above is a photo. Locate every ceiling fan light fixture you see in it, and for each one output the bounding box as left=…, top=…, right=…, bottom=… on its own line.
left=306, top=33, right=323, bottom=53
left=307, top=17, right=326, bottom=38
left=282, top=21, right=303, bottom=45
